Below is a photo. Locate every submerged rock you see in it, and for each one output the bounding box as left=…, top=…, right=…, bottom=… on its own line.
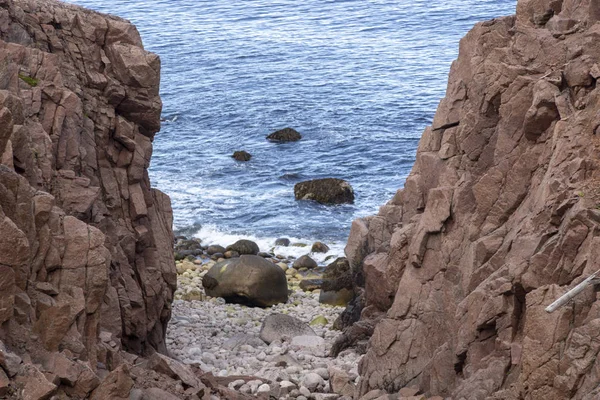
left=266, top=127, right=302, bottom=142
left=294, top=178, right=354, bottom=204
left=202, top=255, right=288, bottom=307
left=311, top=241, right=330, bottom=253
left=275, top=238, right=291, bottom=247
left=232, top=150, right=252, bottom=161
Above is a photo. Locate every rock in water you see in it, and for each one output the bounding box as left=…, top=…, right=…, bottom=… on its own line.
left=311, top=241, right=330, bottom=253
left=202, top=255, right=288, bottom=307
left=232, top=150, right=252, bottom=161
left=294, top=178, right=354, bottom=204
left=293, top=255, right=318, bottom=270
left=266, top=127, right=302, bottom=142
left=259, top=313, right=316, bottom=344
left=226, top=239, right=260, bottom=255
left=275, top=238, right=291, bottom=247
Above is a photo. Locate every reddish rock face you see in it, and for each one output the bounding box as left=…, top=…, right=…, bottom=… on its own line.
left=0, top=0, right=175, bottom=383
left=340, top=0, right=600, bottom=398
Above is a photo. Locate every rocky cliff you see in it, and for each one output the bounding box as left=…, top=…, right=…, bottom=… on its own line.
left=0, top=0, right=177, bottom=396
left=339, top=0, right=600, bottom=399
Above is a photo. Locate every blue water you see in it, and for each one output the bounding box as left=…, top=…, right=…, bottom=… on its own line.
left=70, top=0, right=516, bottom=249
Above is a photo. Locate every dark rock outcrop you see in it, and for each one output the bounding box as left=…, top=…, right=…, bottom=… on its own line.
left=266, top=127, right=302, bottom=142
left=337, top=1, right=600, bottom=399
left=232, top=150, right=252, bottom=161
left=202, top=255, right=288, bottom=307
left=294, top=178, right=355, bottom=204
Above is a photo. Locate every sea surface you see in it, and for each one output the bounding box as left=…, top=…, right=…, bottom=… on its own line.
left=70, top=0, right=516, bottom=257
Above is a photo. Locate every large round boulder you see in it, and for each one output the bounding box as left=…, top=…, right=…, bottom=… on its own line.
left=266, top=127, right=302, bottom=142
left=259, top=313, right=316, bottom=344
left=294, top=178, right=354, bottom=204
left=226, top=239, right=259, bottom=255
left=202, top=255, right=288, bottom=307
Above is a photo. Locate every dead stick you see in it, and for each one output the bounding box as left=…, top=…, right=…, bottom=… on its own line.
left=545, top=270, right=600, bottom=313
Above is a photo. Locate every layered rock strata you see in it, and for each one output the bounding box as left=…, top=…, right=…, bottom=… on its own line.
left=340, top=0, right=600, bottom=399
left=0, top=0, right=177, bottom=396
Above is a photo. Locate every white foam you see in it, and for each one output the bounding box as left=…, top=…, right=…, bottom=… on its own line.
left=192, top=224, right=346, bottom=264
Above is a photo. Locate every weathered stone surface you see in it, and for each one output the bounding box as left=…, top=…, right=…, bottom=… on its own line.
left=293, top=255, right=318, bottom=270
left=202, top=255, right=288, bottom=307
left=336, top=2, right=600, bottom=399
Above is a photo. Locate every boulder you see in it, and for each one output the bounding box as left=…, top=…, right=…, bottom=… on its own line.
left=290, top=335, right=327, bottom=357
left=275, top=238, right=291, bottom=247
left=232, top=151, right=252, bottom=161
left=226, top=239, right=260, bottom=255
left=202, top=255, right=288, bottom=307
left=294, top=178, right=354, bottom=204
left=207, top=245, right=226, bottom=255
left=293, top=255, right=318, bottom=270
left=311, top=241, right=330, bottom=253
left=259, top=313, right=316, bottom=344
left=266, top=127, right=302, bottom=142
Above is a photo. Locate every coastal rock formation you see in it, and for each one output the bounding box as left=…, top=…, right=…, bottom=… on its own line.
left=0, top=0, right=180, bottom=396
left=266, top=127, right=302, bottom=142
left=294, top=178, right=355, bottom=204
left=339, top=0, right=600, bottom=399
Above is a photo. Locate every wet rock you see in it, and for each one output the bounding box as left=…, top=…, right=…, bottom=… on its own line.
left=294, top=178, right=354, bottom=204
left=259, top=313, right=316, bottom=344
left=226, top=239, right=260, bottom=255
left=275, top=238, right=291, bottom=247
left=202, top=255, right=288, bottom=307
left=232, top=151, right=252, bottom=161
left=311, top=242, right=330, bottom=253
left=293, top=255, right=318, bottom=270
left=266, top=127, right=302, bottom=142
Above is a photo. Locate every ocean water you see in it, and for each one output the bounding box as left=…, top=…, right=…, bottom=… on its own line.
left=70, top=0, right=516, bottom=254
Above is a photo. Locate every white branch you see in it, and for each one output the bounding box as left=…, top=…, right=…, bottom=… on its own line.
left=545, top=270, right=600, bottom=313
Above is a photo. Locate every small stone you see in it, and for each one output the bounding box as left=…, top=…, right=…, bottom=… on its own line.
left=301, top=372, right=324, bottom=391
left=310, top=315, right=328, bottom=327
left=314, top=367, right=329, bottom=380
left=299, top=385, right=311, bottom=396
left=257, top=384, right=271, bottom=393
